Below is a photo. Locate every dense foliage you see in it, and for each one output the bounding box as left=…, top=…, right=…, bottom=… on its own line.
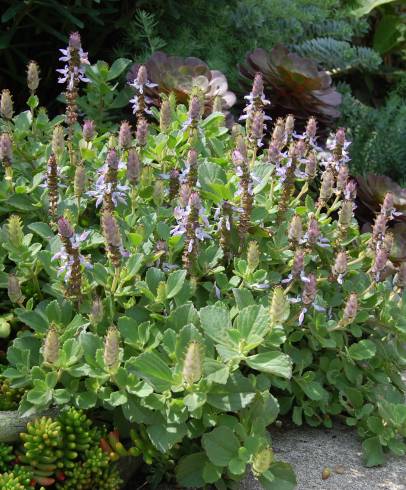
left=0, top=32, right=405, bottom=489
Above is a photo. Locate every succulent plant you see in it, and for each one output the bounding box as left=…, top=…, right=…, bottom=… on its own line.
left=0, top=375, right=24, bottom=410
left=239, top=45, right=342, bottom=130
left=0, top=471, right=32, bottom=490
left=55, top=447, right=122, bottom=490
left=127, top=51, right=236, bottom=115
left=0, top=443, right=15, bottom=473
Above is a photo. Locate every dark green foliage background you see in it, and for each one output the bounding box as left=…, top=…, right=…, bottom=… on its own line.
left=1, top=0, right=405, bottom=181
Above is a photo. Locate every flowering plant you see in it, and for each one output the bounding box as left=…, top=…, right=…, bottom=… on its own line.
left=0, top=37, right=405, bottom=489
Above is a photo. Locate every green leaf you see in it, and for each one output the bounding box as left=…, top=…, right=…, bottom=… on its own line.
left=166, top=269, right=187, bottom=299
left=348, top=340, right=376, bottom=360
left=203, top=461, right=222, bottom=483
left=26, top=380, right=52, bottom=406
left=235, top=305, right=269, bottom=347
left=147, top=423, right=187, bottom=453
left=229, top=457, right=246, bottom=475
left=200, top=305, right=231, bottom=345
left=176, top=453, right=207, bottom=487
left=46, top=300, right=62, bottom=324
left=362, top=436, right=385, bottom=467
left=207, top=373, right=256, bottom=411
left=259, top=462, right=297, bottom=490
left=204, top=359, right=230, bottom=384
left=146, top=267, right=165, bottom=294
left=246, top=351, right=292, bottom=379
left=75, top=392, right=97, bottom=409
left=129, top=352, right=174, bottom=392
left=352, top=0, right=397, bottom=17
left=373, top=14, right=403, bottom=54
left=16, top=309, right=48, bottom=333
left=298, top=380, right=329, bottom=402
left=107, top=58, right=132, bottom=80
left=28, top=222, right=53, bottom=240
left=107, top=391, right=128, bottom=407
left=202, top=427, right=240, bottom=467
left=232, top=288, right=255, bottom=309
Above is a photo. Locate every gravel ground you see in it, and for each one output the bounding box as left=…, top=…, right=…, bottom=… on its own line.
left=157, top=422, right=406, bottom=490
left=241, top=422, right=406, bottom=490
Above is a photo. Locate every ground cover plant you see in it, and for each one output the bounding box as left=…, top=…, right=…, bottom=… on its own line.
left=0, top=32, right=405, bottom=489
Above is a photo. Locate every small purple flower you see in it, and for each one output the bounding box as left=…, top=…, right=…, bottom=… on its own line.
left=56, top=33, right=90, bottom=90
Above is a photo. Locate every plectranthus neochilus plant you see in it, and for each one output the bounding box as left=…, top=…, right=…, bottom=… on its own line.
left=0, top=42, right=405, bottom=490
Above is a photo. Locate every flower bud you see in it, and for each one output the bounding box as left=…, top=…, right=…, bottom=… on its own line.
left=52, top=125, right=65, bottom=155
left=381, top=192, right=394, bottom=218
left=127, top=148, right=140, bottom=185
left=342, top=293, right=358, bottom=324
left=189, top=191, right=201, bottom=210
left=0, top=133, right=12, bottom=162
left=179, top=184, right=192, bottom=208
left=58, top=216, right=74, bottom=238
left=295, top=140, right=306, bottom=159
left=372, top=213, right=387, bottom=243
left=103, top=325, right=120, bottom=371
left=160, top=99, right=172, bottom=132
left=7, top=215, right=24, bottom=247
left=332, top=251, right=347, bottom=276
left=250, top=111, right=264, bottom=144
left=247, top=241, right=260, bottom=272
left=267, top=144, right=281, bottom=164
left=252, top=447, right=274, bottom=476
left=302, top=273, right=317, bottom=305
left=69, top=32, right=82, bottom=50
left=307, top=215, right=320, bottom=245
left=0, top=89, right=13, bottom=120
left=339, top=200, right=353, bottom=228
left=26, top=61, right=40, bottom=94
left=82, top=120, right=95, bottom=142
left=136, top=118, right=148, bottom=146
left=271, top=118, right=285, bottom=148
left=270, top=286, right=289, bottom=325
left=189, top=96, right=201, bottom=123
left=169, top=168, right=180, bottom=200
left=118, top=121, right=132, bottom=149
left=106, top=148, right=119, bottom=170
left=292, top=249, right=305, bottom=278
left=306, top=117, right=317, bottom=140
left=382, top=232, right=393, bottom=254
left=289, top=214, right=303, bottom=244
left=252, top=73, right=264, bottom=99
left=43, top=325, right=59, bottom=365
left=305, top=151, right=317, bottom=180
left=336, top=164, right=349, bottom=192
left=236, top=135, right=248, bottom=161
left=101, top=212, right=122, bottom=248
left=182, top=341, right=202, bottom=385
left=372, top=249, right=388, bottom=274
left=285, top=114, right=295, bottom=137
left=319, top=169, right=335, bottom=203
left=74, top=165, right=86, bottom=198
left=8, top=274, right=24, bottom=304
left=90, top=297, right=104, bottom=325
left=136, top=65, right=148, bottom=86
